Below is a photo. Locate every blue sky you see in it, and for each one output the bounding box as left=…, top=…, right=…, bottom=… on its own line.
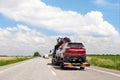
left=42, top=0, right=120, bottom=32
left=0, top=0, right=120, bottom=55
left=0, top=0, right=120, bottom=34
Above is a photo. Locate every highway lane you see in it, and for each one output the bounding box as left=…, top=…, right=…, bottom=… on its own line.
left=0, top=58, right=60, bottom=80
left=47, top=58, right=120, bottom=80
left=0, top=57, right=120, bottom=80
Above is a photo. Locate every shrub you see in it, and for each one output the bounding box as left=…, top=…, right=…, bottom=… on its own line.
left=33, top=52, right=41, bottom=57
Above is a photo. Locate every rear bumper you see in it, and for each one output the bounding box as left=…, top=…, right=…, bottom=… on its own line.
left=64, top=55, right=86, bottom=63
left=63, top=62, right=90, bottom=67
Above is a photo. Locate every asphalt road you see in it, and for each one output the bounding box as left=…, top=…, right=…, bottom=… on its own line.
left=0, top=58, right=120, bottom=80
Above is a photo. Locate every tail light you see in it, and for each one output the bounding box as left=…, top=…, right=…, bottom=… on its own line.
left=65, top=48, right=72, bottom=53
left=64, top=48, right=86, bottom=56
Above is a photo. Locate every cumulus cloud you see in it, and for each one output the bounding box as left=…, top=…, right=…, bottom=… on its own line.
left=0, top=24, right=48, bottom=55
left=0, top=25, right=120, bottom=55
left=0, top=0, right=120, bottom=55
left=0, top=0, right=119, bottom=37
left=71, top=36, right=120, bottom=54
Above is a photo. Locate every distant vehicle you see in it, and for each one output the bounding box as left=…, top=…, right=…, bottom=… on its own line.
left=43, top=54, right=49, bottom=59
left=51, top=37, right=90, bottom=70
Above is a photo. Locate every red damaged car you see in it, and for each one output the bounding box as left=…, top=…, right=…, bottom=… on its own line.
left=51, top=37, right=89, bottom=70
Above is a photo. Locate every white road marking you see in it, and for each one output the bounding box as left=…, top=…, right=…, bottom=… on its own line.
left=47, top=65, right=56, bottom=76
left=0, top=59, right=33, bottom=74
left=47, top=65, right=51, bottom=68
left=51, top=70, right=56, bottom=76
left=87, top=67, right=120, bottom=77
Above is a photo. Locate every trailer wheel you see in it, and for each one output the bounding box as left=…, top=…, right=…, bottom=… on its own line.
left=60, top=62, right=64, bottom=69
left=52, top=59, right=56, bottom=65
left=52, top=59, right=54, bottom=64
left=80, top=67, right=85, bottom=70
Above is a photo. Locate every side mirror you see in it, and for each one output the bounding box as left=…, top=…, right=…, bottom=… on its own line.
left=50, top=50, right=52, bottom=53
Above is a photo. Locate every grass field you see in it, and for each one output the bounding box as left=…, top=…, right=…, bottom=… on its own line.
left=87, top=55, right=120, bottom=70
left=0, top=56, right=32, bottom=66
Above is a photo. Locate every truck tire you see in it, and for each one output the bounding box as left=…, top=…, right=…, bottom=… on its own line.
left=52, top=58, right=56, bottom=65
left=60, top=62, right=64, bottom=69
left=52, top=59, right=54, bottom=65
left=80, top=67, right=85, bottom=70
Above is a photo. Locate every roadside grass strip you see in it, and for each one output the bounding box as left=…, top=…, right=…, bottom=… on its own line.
left=0, top=57, right=32, bottom=66
left=87, top=55, right=120, bottom=70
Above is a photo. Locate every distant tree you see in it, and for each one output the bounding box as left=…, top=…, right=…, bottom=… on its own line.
left=33, top=52, right=41, bottom=57
left=48, top=53, right=52, bottom=57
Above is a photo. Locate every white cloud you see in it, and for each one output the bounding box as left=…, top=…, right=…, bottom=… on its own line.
left=0, top=0, right=119, bottom=37
left=94, top=0, right=105, bottom=5
left=0, top=0, right=120, bottom=55
left=72, top=36, right=120, bottom=54
left=0, top=25, right=120, bottom=55
left=94, top=0, right=120, bottom=8
left=0, top=24, right=48, bottom=55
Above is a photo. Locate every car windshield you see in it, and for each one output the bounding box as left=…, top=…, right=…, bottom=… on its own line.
left=67, top=43, right=84, bottom=48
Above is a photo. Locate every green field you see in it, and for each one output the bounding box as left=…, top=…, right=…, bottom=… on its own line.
left=0, top=56, right=32, bottom=66
left=87, top=55, right=120, bottom=70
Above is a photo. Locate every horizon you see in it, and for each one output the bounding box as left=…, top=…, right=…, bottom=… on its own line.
left=0, top=0, right=120, bottom=55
